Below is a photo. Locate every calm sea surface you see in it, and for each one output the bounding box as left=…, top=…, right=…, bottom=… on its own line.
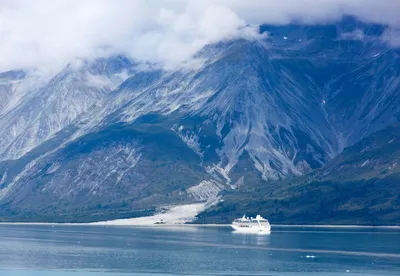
left=0, top=224, right=399, bottom=275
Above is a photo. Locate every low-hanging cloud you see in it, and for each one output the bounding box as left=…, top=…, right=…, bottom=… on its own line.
left=0, top=0, right=399, bottom=73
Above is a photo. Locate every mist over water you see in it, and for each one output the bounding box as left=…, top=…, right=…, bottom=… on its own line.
left=0, top=224, right=399, bottom=275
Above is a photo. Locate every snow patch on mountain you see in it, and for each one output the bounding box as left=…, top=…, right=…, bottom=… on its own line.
left=231, top=176, right=244, bottom=189
left=0, top=158, right=38, bottom=200
left=206, top=165, right=232, bottom=185
left=91, top=202, right=211, bottom=225
left=187, top=180, right=224, bottom=201
left=172, top=124, right=203, bottom=159
left=46, top=162, right=61, bottom=174
left=0, top=170, right=7, bottom=186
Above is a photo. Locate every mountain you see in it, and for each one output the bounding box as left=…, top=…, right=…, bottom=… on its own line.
left=198, top=124, right=400, bottom=225
left=0, top=57, right=134, bottom=161
left=0, top=18, right=399, bottom=223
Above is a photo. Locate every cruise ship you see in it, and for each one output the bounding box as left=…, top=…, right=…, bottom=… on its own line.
left=231, top=215, right=271, bottom=233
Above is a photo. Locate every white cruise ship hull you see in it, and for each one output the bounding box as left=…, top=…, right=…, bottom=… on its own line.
left=231, top=224, right=271, bottom=233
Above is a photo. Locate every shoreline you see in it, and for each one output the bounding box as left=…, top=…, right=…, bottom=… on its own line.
left=0, top=222, right=399, bottom=229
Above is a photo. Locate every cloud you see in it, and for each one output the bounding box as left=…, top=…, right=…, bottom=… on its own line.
left=382, top=28, right=400, bottom=47
left=340, top=29, right=366, bottom=41
left=0, top=0, right=399, bottom=73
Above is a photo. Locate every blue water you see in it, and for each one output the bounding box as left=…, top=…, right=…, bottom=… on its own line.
left=0, top=224, right=399, bottom=275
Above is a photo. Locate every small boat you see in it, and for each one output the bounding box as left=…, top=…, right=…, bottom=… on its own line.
left=231, top=215, right=271, bottom=233
left=154, top=219, right=167, bottom=225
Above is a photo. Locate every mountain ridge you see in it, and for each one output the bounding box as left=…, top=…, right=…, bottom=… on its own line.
left=0, top=19, right=399, bottom=223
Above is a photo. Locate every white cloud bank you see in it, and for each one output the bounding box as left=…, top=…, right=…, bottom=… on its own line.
left=0, top=0, right=399, bottom=73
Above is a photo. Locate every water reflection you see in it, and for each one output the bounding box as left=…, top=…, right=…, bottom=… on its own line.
left=232, top=230, right=271, bottom=247
left=0, top=224, right=399, bottom=275
left=232, top=230, right=271, bottom=236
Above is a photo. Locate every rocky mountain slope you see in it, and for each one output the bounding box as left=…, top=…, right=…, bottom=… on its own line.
left=0, top=57, right=134, bottom=161
left=198, top=124, right=400, bottom=225
left=0, top=19, right=399, bottom=223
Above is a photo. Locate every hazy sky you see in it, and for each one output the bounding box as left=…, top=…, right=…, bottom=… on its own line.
left=0, top=0, right=399, bottom=73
